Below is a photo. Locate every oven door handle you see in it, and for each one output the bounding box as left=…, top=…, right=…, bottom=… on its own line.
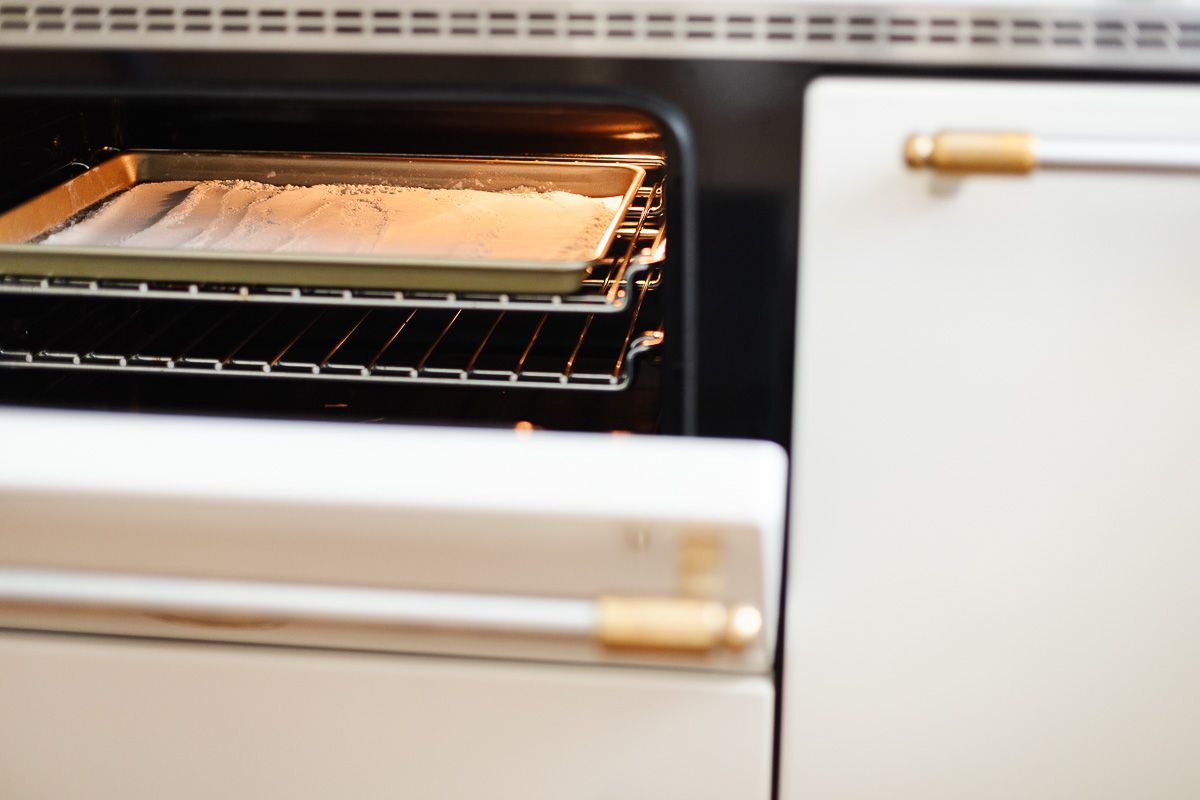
left=904, top=131, right=1200, bottom=175
left=0, top=567, right=762, bottom=653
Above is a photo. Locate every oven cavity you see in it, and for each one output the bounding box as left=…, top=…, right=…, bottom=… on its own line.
left=0, top=99, right=675, bottom=429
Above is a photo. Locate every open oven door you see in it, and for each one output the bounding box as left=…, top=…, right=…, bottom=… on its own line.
left=0, top=407, right=785, bottom=673
left=0, top=409, right=784, bottom=798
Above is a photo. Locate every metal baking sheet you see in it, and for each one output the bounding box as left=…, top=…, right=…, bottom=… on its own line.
left=0, top=151, right=646, bottom=294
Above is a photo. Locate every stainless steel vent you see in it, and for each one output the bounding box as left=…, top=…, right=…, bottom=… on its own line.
left=3, top=3, right=1200, bottom=69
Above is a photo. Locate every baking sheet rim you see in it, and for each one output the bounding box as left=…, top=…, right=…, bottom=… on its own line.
left=0, top=242, right=613, bottom=271
left=0, top=151, right=647, bottom=287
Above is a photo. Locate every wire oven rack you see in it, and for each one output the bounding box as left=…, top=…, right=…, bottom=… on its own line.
left=0, top=158, right=666, bottom=315
left=0, top=274, right=662, bottom=391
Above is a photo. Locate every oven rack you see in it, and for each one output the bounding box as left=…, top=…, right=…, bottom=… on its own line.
left=0, top=279, right=661, bottom=391
left=0, top=168, right=666, bottom=316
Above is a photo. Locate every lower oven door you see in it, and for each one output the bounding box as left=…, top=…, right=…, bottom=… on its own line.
left=0, top=408, right=786, bottom=673
left=0, top=408, right=784, bottom=798
left=0, top=629, right=773, bottom=799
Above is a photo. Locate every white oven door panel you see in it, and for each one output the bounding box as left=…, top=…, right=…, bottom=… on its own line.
left=783, top=79, right=1200, bottom=799
left=0, top=409, right=786, bottom=672
left=0, top=629, right=773, bottom=800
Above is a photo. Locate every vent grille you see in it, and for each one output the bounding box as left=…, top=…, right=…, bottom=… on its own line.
left=3, top=4, right=1200, bottom=67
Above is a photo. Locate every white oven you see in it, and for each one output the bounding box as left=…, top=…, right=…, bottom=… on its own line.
left=4, top=2, right=1200, bottom=799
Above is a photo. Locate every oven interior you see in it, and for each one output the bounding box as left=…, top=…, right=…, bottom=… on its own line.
left=0, top=97, right=681, bottom=434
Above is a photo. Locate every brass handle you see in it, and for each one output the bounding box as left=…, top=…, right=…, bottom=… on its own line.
left=905, top=131, right=1037, bottom=175
left=598, top=597, right=762, bottom=651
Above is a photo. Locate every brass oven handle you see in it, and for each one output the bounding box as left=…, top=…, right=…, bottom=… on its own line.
left=905, top=131, right=1200, bottom=175
left=0, top=567, right=761, bottom=654
left=598, top=596, right=762, bottom=651
left=905, top=132, right=1036, bottom=174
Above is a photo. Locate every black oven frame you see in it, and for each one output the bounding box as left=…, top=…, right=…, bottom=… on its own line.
left=0, top=50, right=811, bottom=445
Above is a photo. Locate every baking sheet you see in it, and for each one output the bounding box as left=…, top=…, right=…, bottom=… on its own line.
left=0, top=152, right=646, bottom=294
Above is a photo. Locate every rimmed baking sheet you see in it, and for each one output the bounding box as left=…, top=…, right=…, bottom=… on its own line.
left=0, top=152, right=646, bottom=294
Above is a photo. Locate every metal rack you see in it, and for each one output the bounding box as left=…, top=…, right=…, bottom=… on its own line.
left=0, top=276, right=662, bottom=390
left=0, top=163, right=666, bottom=315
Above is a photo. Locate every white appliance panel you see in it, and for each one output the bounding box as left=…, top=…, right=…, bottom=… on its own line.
left=782, top=78, right=1200, bottom=799
left=0, top=630, right=773, bottom=800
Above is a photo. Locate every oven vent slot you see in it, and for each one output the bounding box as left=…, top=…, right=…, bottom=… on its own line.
left=0, top=288, right=662, bottom=390
left=3, top=4, right=1200, bottom=65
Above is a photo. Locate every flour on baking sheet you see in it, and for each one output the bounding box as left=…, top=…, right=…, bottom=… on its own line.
left=42, top=180, right=623, bottom=262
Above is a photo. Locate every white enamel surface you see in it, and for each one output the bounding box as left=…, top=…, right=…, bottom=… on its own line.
left=0, top=407, right=782, bottom=521
left=783, top=78, right=1200, bottom=799
left=0, top=630, right=773, bottom=800
left=0, top=408, right=785, bottom=670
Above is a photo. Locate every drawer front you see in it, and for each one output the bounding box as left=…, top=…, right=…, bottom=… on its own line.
left=783, top=79, right=1200, bottom=799
left=0, top=630, right=773, bottom=800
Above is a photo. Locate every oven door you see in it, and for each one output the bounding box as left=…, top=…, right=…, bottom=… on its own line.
left=0, top=408, right=783, bottom=797
left=0, top=408, right=785, bottom=673
left=784, top=77, right=1200, bottom=799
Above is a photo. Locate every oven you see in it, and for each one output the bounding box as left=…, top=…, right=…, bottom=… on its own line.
left=2, top=3, right=1200, bottom=799
left=0, top=16, right=798, bottom=799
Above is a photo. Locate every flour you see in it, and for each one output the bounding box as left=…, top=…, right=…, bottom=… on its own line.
left=41, top=179, right=624, bottom=262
